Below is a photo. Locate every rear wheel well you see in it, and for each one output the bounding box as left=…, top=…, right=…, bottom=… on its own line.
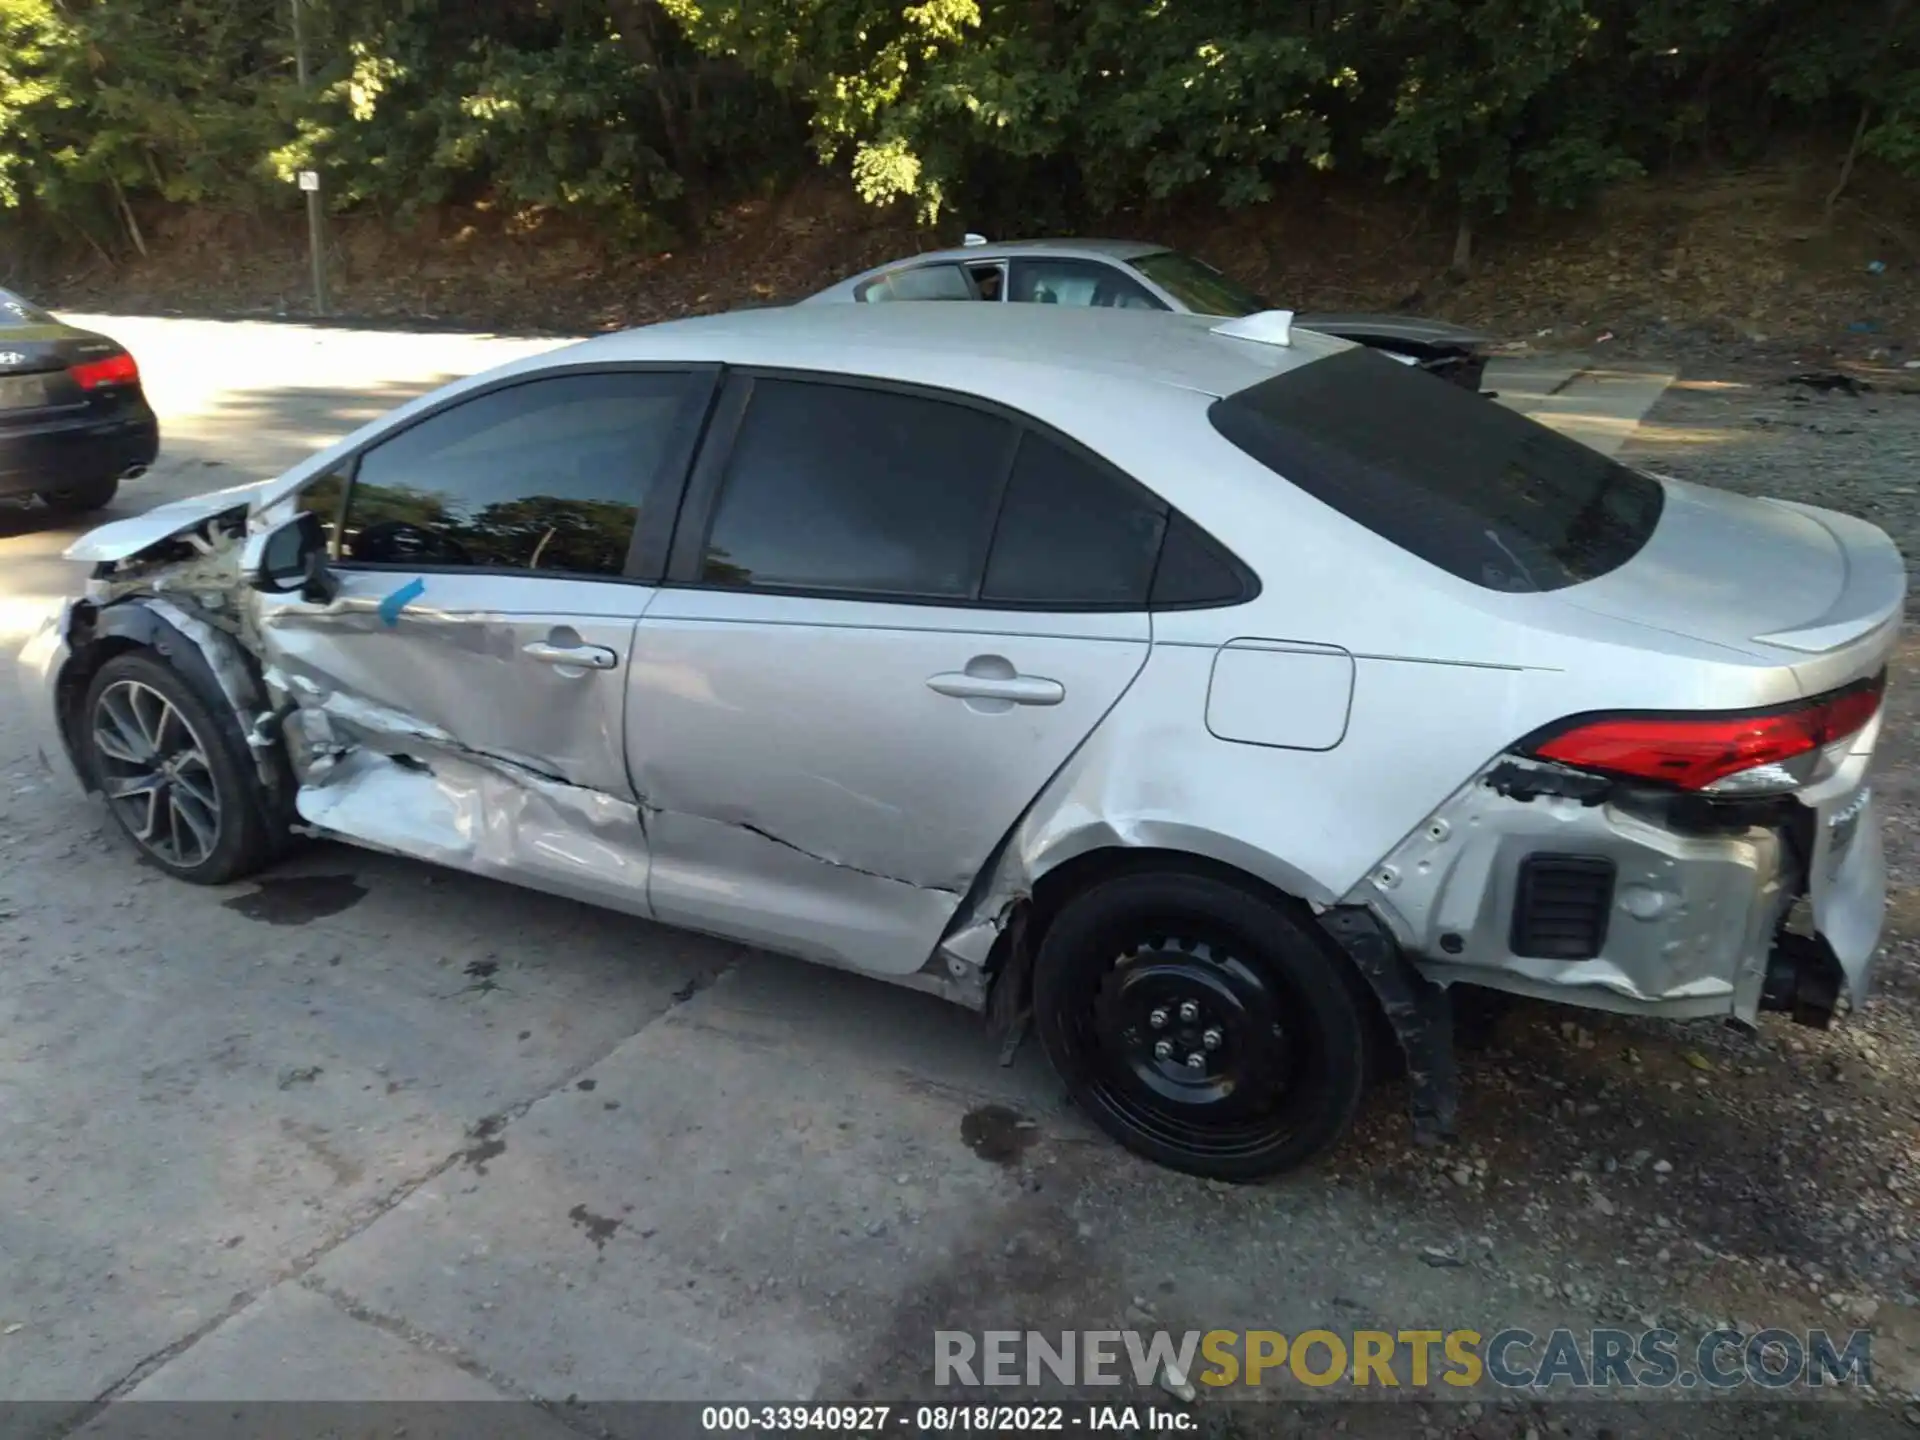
left=1007, top=846, right=1393, bottom=1051
left=1030, top=846, right=1299, bottom=933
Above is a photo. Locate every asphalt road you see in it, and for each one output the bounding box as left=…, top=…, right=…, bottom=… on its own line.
left=11, top=316, right=1888, bottom=1439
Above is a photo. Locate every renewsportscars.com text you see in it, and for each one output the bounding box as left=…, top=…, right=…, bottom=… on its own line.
left=935, top=1327, right=1873, bottom=1392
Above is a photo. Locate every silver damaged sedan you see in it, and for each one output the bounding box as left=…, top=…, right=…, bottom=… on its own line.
left=18, top=303, right=1903, bottom=1180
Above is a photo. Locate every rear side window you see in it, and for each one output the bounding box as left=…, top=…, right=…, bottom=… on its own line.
left=1208, top=347, right=1663, bottom=592
left=983, top=433, right=1166, bottom=605
left=701, top=379, right=1012, bottom=598
left=1150, top=512, right=1251, bottom=607
left=694, top=375, right=1254, bottom=611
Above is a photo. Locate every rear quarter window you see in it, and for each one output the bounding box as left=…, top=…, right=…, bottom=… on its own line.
left=1208, top=347, right=1663, bottom=593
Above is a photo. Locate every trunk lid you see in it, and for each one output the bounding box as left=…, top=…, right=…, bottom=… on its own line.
left=1296, top=313, right=1490, bottom=351
left=0, top=322, right=119, bottom=416
left=1559, top=474, right=1905, bottom=681
left=0, top=322, right=84, bottom=373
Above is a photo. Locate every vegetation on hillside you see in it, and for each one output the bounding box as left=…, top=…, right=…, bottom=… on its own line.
left=0, top=0, right=1914, bottom=262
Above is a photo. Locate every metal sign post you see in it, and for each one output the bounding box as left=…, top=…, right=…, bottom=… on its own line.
left=290, top=0, right=331, bottom=316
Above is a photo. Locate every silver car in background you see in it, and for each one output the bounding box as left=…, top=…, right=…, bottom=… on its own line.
left=18, top=303, right=1900, bottom=1180
left=805, top=236, right=1494, bottom=392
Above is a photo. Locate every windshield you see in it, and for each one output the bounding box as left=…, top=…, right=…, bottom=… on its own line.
left=0, top=288, right=53, bottom=325
left=1129, top=251, right=1267, bottom=317
left=1209, top=347, right=1664, bottom=593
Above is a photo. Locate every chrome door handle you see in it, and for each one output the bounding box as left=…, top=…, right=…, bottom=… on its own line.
left=926, top=672, right=1064, bottom=706
left=523, top=640, right=619, bottom=670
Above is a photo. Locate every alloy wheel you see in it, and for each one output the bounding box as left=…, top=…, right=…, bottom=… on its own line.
left=90, top=677, right=223, bottom=868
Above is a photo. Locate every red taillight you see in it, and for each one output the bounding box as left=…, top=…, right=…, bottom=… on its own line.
left=69, top=351, right=138, bottom=390
left=1530, top=672, right=1885, bottom=792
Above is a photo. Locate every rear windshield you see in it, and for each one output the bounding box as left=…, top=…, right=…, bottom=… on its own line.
left=1209, top=347, right=1664, bottom=593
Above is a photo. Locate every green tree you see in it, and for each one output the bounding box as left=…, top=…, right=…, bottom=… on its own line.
left=4, top=0, right=1918, bottom=274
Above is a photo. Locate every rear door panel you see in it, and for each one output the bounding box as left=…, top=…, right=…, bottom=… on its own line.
left=625, top=369, right=1162, bottom=978
left=629, top=593, right=1147, bottom=975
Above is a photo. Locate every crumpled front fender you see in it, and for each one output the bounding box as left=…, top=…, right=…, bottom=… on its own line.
left=16, top=602, right=83, bottom=793
left=37, top=594, right=288, bottom=803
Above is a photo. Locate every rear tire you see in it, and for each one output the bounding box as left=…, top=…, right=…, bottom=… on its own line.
left=41, top=474, right=120, bottom=512
left=81, top=650, right=275, bottom=885
left=1033, top=868, right=1370, bottom=1182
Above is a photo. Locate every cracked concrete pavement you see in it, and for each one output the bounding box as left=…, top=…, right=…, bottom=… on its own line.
left=12, top=315, right=1898, bottom=1439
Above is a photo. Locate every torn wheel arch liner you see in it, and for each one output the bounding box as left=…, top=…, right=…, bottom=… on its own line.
left=56, top=595, right=299, bottom=827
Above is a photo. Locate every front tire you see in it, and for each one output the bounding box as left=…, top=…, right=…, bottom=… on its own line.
left=1033, top=868, right=1370, bottom=1182
left=81, top=650, right=275, bottom=884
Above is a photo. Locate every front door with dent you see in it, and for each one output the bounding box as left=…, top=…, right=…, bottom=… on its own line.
left=629, top=374, right=1168, bottom=977
left=258, top=367, right=707, bottom=909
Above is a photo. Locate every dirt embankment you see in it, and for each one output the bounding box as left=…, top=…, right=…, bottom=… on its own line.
left=20, top=147, right=1920, bottom=365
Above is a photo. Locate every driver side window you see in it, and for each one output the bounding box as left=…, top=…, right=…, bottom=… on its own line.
left=335, top=370, right=690, bottom=577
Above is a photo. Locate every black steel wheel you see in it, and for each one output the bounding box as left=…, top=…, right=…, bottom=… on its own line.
left=81, top=649, right=275, bottom=884
left=1034, top=867, right=1370, bottom=1181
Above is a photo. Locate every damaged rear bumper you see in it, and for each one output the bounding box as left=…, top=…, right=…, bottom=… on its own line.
left=1348, top=748, right=1886, bottom=1029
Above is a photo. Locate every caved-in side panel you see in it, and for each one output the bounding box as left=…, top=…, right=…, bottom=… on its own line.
left=293, top=746, right=652, bottom=917
left=257, top=572, right=647, bottom=798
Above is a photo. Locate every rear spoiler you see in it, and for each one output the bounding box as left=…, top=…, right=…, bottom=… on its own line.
left=1752, top=500, right=1908, bottom=654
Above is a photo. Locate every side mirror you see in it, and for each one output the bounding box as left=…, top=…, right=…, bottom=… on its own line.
left=249, top=511, right=339, bottom=603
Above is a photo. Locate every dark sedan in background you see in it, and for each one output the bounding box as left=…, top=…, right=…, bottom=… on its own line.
left=0, top=287, right=157, bottom=513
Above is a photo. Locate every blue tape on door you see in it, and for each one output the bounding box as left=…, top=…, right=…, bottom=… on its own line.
left=377, top=577, right=426, bottom=627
